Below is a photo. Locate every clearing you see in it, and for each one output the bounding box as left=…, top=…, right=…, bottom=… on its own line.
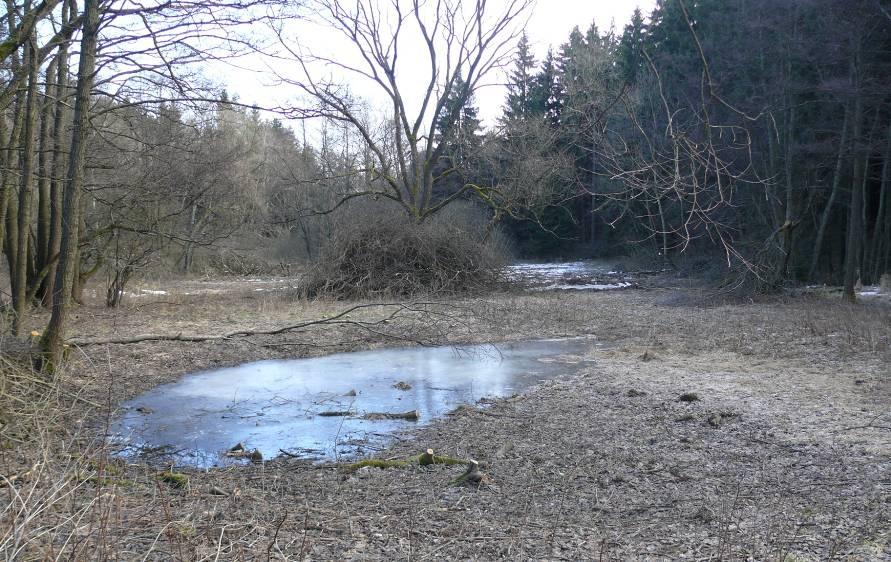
left=2, top=275, right=890, bottom=560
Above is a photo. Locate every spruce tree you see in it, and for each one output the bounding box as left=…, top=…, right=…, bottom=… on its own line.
left=502, top=32, right=537, bottom=123
left=618, top=8, right=646, bottom=84
left=530, top=49, right=561, bottom=124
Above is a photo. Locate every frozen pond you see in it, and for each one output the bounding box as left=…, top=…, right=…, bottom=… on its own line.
left=111, top=338, right=601, bottom=468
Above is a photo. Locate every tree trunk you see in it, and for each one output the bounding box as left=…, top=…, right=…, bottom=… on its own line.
left=12, top=34, right=39, bottom=336
left=42, top=0, right=73, bottom=307
left=859, top=110, right=881, bottom=283
left=842, top=92, right=864, bottom=302
left=36, top=57, right=57, bottom=296
left=0, top=115, right=6, bottom=260
left=181, top=203, right=198, bottom=274
left=876, top=121, right=891, bottom=278
left=43, top=0, right=98, bottom=367
left=1, top=0, right=25, bottom=299
left=809, top=104, right=850, bottom=281
left=780, top=104, right=797, bottom=278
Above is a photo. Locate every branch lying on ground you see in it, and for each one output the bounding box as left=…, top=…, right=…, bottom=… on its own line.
left=66, top=301, right=465, bottom=346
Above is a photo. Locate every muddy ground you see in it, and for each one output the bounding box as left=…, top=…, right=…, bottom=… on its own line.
left=1, top=277, right=890, bottom=560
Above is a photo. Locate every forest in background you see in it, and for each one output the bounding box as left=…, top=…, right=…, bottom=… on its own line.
left=1, top=0, right=890, bottom=362
left=494, top=0, right=891, bottom=293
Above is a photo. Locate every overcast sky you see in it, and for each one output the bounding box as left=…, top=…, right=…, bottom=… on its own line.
left=213, top=0, right=657, bottom=131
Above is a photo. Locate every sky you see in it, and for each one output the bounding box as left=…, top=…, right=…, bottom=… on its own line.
left=213, top=0, right=657, bottom=132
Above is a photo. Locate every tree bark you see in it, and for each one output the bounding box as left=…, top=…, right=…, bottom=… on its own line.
left=43, top=0, right=99, bottom=367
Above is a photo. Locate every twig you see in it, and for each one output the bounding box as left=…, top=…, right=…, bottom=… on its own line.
left=266, top=512, right=288, bottom=561
left=837, top=414, right=891, bottom=432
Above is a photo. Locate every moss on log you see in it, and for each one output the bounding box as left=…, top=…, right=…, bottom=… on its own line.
left=344, top=448, right=469, bottom=472
left=159, top=471, right=189, bottom=488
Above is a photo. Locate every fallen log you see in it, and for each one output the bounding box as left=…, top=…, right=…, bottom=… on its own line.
left=362, top=409, right=419, bottom=421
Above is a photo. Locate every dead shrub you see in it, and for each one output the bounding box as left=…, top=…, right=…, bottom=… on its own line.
left=302, top=211, right=508, bottom=299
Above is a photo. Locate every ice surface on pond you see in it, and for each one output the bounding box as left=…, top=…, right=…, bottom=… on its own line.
left=111, top=338, right=600, bottom=467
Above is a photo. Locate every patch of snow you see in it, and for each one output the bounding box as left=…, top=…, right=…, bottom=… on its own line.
left=857, top=285, right=882, bottom=297
left=506, top=261, right=595, bottom=277
left=537, top=282, right=632, bottom=292
left=127, top=289, right=169, bottom=297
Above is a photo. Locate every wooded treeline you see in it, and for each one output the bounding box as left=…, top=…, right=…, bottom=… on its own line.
left=0, top=0, right=314, bottom=363
left=492, top=0, right=891, bottom=298
left=1, top=0, right=890, bottom=364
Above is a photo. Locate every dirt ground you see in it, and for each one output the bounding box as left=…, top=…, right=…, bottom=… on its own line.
left=1, top=277, right=890, bottom=560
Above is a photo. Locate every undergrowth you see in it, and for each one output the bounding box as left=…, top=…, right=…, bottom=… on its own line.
left=302, top=213, right=508, bottom=299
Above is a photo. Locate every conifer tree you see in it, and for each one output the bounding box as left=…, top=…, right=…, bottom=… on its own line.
left=503, top=32, right=537, bottom=123
left=618, top=8, right=646, bottom=84
left=530, top=49, right=561, bottom=124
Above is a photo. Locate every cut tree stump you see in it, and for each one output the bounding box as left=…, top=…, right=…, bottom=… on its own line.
left=450, top=459, right=488, bottom=486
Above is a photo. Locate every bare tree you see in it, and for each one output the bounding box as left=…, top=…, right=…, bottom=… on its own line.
left=270, top=0, right=532, bottom=221
left=0, top=0, right=62, bottom=62
left=42, top=0, right=99, bottom=366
